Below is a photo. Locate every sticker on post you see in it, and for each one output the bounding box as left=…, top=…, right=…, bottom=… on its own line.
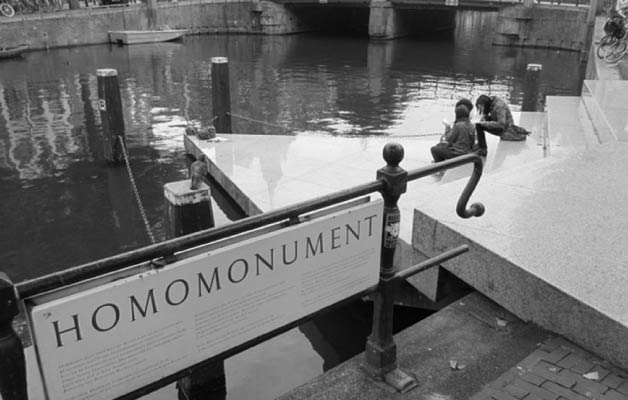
left=383, top=212, right=400, bottom=248
left=99, top=99, right=106, bottom=111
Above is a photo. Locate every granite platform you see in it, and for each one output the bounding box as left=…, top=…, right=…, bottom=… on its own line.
left=184, top=84, right=628, bottom=377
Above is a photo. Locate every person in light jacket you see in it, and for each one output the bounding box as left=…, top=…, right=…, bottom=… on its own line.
left=475, top=94, right=527, bottom=156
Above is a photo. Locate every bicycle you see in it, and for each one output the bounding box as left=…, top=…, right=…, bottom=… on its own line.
left=0, top=0, right=15, bottom=16
left=597, top=13, right=628, bottom=62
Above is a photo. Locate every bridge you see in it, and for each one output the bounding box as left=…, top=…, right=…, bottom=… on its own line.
left=258, top=0, right=592, bottom=41
left=273, top=0, right=520, bottom=11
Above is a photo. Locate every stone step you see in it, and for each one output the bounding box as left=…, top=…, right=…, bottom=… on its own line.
left=411, top=140, right=628, bottom=372
left=582, top=80, right=628, bottom=142
left=546, top=95, right=601, bottom=155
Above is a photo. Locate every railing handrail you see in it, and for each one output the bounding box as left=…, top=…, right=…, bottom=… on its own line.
left=16, top=152, right=484, bottom=299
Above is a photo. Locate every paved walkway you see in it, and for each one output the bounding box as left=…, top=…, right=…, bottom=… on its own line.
left=473, top=337, right=628, bottom=400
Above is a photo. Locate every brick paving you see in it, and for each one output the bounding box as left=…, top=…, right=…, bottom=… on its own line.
left=471, top=337, right=628, bottom=400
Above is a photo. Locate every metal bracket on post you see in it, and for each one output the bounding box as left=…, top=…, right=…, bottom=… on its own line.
left=0, top=272, right=27, bottom=400
left=364, top=142, right=418, bottom=393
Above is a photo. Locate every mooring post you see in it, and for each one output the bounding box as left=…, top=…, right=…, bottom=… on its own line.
left=521, top=63, right=542, bottom=112
left=211, top=57, right=232, bottom=134
left=0, top=273, right=27, bottom=400
left=364, top=143, right=417, bottom=392
left=164, top=156, right=215, bottom=238
left=166, top=157, right=220, bottom=400
left=97, top=68, right=126, bottom=164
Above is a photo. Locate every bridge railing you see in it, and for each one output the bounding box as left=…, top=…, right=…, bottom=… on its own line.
left=0, top=144, right=485, bottom=399
left=523, top=0, right=590, bottom=7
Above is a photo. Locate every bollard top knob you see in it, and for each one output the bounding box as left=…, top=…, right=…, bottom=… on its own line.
left=382, top=142, right=404, bottom=168
left=97, top=68, right=118, bottom=77
left=211, top=57, right=228, bottom=64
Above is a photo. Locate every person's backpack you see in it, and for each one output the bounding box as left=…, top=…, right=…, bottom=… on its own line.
left=501, top=125, right=530, bottom=141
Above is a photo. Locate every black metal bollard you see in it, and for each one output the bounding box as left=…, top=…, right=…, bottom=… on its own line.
left=0, top=273, right=27, bottom=400
left=97, top=68, right=126, bottom=164
left=521, top=64, right=543, bottom=112
left=211, top=57, right=232, bottom=134
left=364, top=143, right=417, bottom=392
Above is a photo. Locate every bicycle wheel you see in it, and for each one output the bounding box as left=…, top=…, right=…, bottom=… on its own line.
left=597, top=35, right=615, bottom=59
left=0, top=3, right=15, bottom=16
left=605, top=40, right=628, bottom=63
left=597, top=35, right=615, bottom=58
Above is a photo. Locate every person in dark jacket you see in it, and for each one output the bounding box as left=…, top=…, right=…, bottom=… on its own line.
left=431, top=104, right=476, bottom=163
left=475, top=95, right=528, bottom=156
left=456, top=98, right=473, bottom=114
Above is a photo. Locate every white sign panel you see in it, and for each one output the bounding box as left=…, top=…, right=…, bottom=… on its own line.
left=28, top=200, right=383, bottom=400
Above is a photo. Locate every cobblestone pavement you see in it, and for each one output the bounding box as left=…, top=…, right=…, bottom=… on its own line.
left=471, top=336, right=628, bottom=400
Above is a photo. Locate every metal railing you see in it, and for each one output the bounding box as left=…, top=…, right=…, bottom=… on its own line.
left=0, top=143, right=484, bottom=400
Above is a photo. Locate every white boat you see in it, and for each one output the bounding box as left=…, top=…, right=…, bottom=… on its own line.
left=108, top=29, right=187, bottom=45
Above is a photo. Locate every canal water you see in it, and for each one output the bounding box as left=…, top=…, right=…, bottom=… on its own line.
left=0, top=10, right=585, bottom=400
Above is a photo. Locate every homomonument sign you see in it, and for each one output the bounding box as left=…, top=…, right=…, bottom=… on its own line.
left=27, top=200, right=383, bottom=400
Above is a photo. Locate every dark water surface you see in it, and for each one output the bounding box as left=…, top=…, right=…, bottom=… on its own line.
left=0, top=10, right=584, bottom=400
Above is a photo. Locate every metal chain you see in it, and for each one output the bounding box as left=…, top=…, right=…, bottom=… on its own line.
left=227, top=111, right=292, bottom=132
left=390, top=133, right=442, bottom=138
left=117, top=135, right=157, bottom=245
left=227, top=111, right=441, bottom=138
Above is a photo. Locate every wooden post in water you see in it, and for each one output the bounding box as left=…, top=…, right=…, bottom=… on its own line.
left=364, top=143, right=417, bottom=393
left=164, top=157, right=215, bottom=237
left=0, top=273, right=27, bottom=400
left=522, top=63, right=542, bottom=112
left=97, top=68, right=126, bottom=164
left=165, top=156, right=220, bottom=400
left=211, top=57, right=232, bottom=134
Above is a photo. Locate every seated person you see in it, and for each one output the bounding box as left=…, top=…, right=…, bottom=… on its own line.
left=475, top=94, right=528, bottom=156
left=456, top=98, right=473, bottom=114
left=430, top=104, right=476, bottom=163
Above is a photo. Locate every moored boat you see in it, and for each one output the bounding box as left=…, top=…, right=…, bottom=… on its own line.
left=0, top=44, right=29, bottom=59
left=108, top=29, right=187, bottom=45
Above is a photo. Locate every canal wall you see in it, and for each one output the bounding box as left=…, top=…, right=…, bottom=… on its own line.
left=493, top=5, right=589, bottom=51
left=0, top=0, right=272, bottom=50
left=0, top=1, right=596, bottom=50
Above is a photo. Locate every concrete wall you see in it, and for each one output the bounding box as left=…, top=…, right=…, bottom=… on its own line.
left=368, top=0, right=407, bottom=40
left=0, top=1, right=593, bottom=50
left=0, top=0, right=271, bottom=50
left=493, top=5, right=588, bottom=51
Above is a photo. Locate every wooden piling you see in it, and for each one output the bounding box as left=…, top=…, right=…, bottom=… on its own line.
left=0, top=273, right=27, bottom=400
left=97, top=68, right=126, bottom=164
left=163, top=179, right=215, bottom=238
left=211, top=57, right=232, bottom=134
left=521, top=63, right=542, bottom=112
left=164, top=161, right=221, bottom=400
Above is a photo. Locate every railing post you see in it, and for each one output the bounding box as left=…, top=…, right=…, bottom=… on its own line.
left=0, top=273, right=27, bottom=400
left=167, top=161, right=222, bottom=400
left=364, top=143, right=417, bottom=392
left=97, top=68, right=126, bottom=164
left=211, top=57, right=232, bottom=134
